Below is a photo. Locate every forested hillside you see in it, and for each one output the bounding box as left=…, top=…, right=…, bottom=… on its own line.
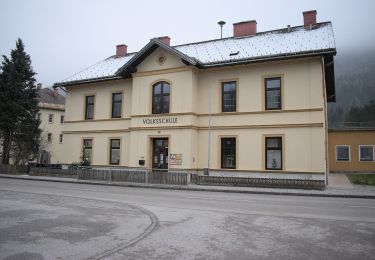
left=328, top=49, right=375, bottom=128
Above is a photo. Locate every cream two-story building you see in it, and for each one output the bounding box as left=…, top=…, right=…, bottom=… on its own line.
left=36, top=86, right=66, bottom=164
left=55, top=10, right=336, bottom=181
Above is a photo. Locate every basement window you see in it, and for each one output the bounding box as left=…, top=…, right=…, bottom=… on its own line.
left=359, top=145, right=374, bottom=162
left=336, top=145, right=350, bottom=161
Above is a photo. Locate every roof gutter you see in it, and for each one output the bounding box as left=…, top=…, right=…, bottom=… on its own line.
left=53, top=75, right=123, bottom=88
left=55, top=48, right=336, bottom=87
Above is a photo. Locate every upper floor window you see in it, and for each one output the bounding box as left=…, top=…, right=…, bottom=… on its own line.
left=152, top=81, right=170, bottom=114
left=111, top=92, right=122, bottom=118
left=265, top=77, right=282, bottom=110
left=59, top=134, right=63, bottom=144
left=47, top=133, right=52, bottom=143
left=336, top=145, right=350, bottom=161
left=359, top=145, right=374, bottom=162
left=222, top=81, right=237, bottom=112
left=60, top=115, right=64, bottom=124
left=85, top=95, right=95, bottom=120
left=48, top=114, right=54, bottom=123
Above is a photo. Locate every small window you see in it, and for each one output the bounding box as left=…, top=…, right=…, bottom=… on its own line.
left=85, top=95, right=95, bottom=120
left=48, top=114, right=54, bottom=123
left=47, top=133, right=52, bottom=143
left=336, top=145, right=350, bottom=161
left=82, top=139, right=93, bottom=164
left=60, top=115, right=64, bottom=124
left=111, top=93, right=122, bottom=118
left=359, top=145, right=374, bottom=162
left=110, top=139, right=121, bottom=165
left=265, top=137, right=282, bottom=170
left=265, top=77, right=282, bottom=110
left=222, top=81, right=237, bottom=112
left=37, top=113, right=41, bottom=121
left=59, top=134, right=63, bottom=144
left=221, top=137, right=236, bottom=169
left=152, top=82, right=170, bottom=114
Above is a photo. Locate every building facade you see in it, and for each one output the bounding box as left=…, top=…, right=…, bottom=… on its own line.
left=36, top=87, right=66, bottom=164
left=328, top=129, right=375, bottom=173
left=55, top=11, right=336, bottom=181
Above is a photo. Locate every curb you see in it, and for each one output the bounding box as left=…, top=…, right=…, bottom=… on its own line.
left=1, top=175, right=375, bottom=199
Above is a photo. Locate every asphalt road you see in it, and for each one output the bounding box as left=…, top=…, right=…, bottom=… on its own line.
left=0, top=178, right=374, bottom=260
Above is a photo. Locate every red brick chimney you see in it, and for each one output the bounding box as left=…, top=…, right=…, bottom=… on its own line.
left=303, top=10, right=317, bottom=27
left=116, top=44, right=128, bottom=56
left=233, top=20, right=257, bottom=37
left=158, top=36, right=171, bottom=45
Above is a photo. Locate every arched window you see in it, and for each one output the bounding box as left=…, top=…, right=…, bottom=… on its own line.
left=152, top=81, right=170, bottom=114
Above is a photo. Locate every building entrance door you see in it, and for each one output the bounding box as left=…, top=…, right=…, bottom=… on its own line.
left=152, top=138, right=168, bottom=169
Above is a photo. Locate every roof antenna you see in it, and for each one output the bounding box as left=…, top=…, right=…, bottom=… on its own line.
left=218, top=21, right=226, bottom=39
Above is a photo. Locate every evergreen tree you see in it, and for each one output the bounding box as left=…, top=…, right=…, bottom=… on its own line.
left=0, top=38, right=40, bottom=165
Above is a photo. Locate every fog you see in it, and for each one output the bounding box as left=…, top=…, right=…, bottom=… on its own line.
left=1, top=0, right=374, bottom=86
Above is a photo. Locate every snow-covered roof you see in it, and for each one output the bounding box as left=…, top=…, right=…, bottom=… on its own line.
left=56, top=22, right=335, bottom=86
left=175, top=22, right=335, bottom=65
left=59, top=54, right=135, bottom=84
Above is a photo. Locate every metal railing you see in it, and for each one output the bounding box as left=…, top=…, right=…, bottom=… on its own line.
left=30, top=167, right=77, bottom=178
left=25, top=167, right=325, bottom=189
left=191, top=175, right=325, bottom=190
left=29, top=167, right=189, bottom=186
left=0, top=164, right=28, bottom=174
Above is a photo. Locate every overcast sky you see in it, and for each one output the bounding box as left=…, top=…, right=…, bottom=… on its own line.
left=1, top=0, right=375, bottom=86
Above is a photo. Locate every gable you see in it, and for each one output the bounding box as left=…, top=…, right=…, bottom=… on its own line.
left=136, top=47, right=187, bottom=73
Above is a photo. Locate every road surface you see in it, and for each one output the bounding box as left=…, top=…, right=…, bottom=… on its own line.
left=0, top=178, right=374, bottom=260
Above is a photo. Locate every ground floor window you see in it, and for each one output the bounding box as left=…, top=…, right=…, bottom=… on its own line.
left=265, top=137, right=282, bottom=170
left=336, top=145, right=350, bottom=161
left=110, top=139, right=121, bottom=165
left=221, top=137, right=236, bottom=169
left=82, top=139, right=93, bottom=164
left=359, top=145, right=374, bottom=161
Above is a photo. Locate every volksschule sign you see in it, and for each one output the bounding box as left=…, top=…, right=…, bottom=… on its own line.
left=142, top=117, right=178, bottom=125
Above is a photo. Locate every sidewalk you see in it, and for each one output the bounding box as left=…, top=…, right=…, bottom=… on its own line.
left=1, top=173, right=375, bottom=198
left=328, top=173, right=354, bottom=189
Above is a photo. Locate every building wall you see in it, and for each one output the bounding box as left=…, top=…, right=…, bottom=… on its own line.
left=61, top=54, right=327, bottom=179
left=38, top=107, right=65, bottom=164
left=328, top=130, right=375, bottom=172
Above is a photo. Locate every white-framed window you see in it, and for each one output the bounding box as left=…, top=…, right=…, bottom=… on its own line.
left=336, top=145, right=350, bottom=161
left=359, top=145, right=374, bottom=162
left=59, top=134, right=63, bottom=144
left=48, top=114, right=54, bottom=123
left=47, top=133, right=52, bottom=143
